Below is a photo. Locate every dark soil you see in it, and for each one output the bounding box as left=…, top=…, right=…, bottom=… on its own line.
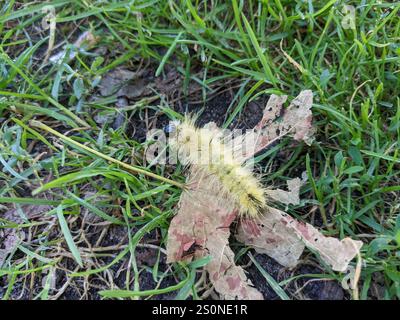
left=122, top=60, right=266, bottom=142
left=127, top=89, right=266, bottom=142
left=244, top=254, right=346, bottom=300
left=0, top=222, right=177, bottom=300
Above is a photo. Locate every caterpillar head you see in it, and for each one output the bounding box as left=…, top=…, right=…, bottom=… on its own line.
left=164, top=120, right=180, bottom=134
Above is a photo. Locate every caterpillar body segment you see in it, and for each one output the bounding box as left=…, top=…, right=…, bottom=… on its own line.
left=169, top=117, right=266, bottom=217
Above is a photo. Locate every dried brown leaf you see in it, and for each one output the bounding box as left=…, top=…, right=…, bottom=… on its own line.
left=166, top=171, right=262, bottom=299
left=236, top=209, right=304, bottom=268
left=99, top=68, right=141, bottom=97
left=266, top=175, right=307, bottom=205
left=238, top=206, right=363, bottom=272
left=0, top=204, right=52, bottom=265
left=252, top=90, right=314, bottom=156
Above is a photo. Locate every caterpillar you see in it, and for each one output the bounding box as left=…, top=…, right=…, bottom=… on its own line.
left=168, top=116, right=266, bottom=218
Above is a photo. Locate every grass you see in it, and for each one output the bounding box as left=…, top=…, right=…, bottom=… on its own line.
left=0, top=0, right=399, bottom=300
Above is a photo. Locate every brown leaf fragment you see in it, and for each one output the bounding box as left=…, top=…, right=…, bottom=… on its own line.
left=244, top=90, right=314, bottom=159
left=0, top=204, right=52, bottom=266
left=99, top=68, right=140, bottom=97
left=286, top=216, right=363, bottom=272
left=283, top=90, right=314, bottom=145
left=166, top=170, right=262, bottom=299
left=266, top=174, right=307, bottom=205
left=255, top=94, right=288, bottom=130
left=204, top=242, right=263, bottom=300
left=0, top=232, right=19, bottom=266
left=117, top=79, right=150, bottom=99
left=236, top=210, right=304, bottom=268
left=239, top=206, right=362, bottom=272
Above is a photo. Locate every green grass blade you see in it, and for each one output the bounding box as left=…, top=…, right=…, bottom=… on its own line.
left=248, top=253, right=290, bottom=300
left=241, top=13, right=278, bottom=87
left=56, top=205, right=83, bottom=268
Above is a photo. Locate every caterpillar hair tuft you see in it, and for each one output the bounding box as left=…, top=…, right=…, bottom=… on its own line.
left=169, top=116, right=266, bottom=218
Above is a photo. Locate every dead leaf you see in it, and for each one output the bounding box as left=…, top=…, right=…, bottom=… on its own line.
left=283, top=214, right=363, bottom=272
left=265, top=174, right=307, bottom=205
left=0, top=232, right=19, bottom=266
left=118, top=80, right=150, bottom=99
left=166, top=170, right=263, bottom=300
left=238, top=207, right=362, bottom=272
left=0, top=204, right=52, bottom=266
left=236, top=209, right=305, bottom=268
left=99, top=67, right=139, bottom=97
left=238, top=171, right=362, bottom=272
left=204, top=243, right=263, bottom=300
left=252, top=90, right=314, bottom=156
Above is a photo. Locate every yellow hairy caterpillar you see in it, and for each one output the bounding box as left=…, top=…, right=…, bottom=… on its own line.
left=168, top=117, right=266, bottom=217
